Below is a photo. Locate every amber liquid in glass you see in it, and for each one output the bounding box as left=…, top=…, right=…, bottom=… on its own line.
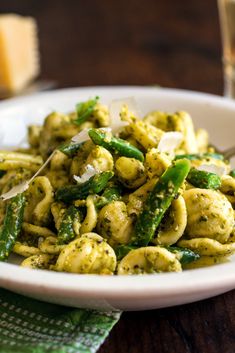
left=218, top=0, right=235, bottom=97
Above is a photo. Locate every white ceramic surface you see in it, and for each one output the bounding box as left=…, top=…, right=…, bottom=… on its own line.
left=0, top=86, right=235, bottom=311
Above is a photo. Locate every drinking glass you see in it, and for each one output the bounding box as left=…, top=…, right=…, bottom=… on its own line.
left=218, top=0, right=235, bottom=97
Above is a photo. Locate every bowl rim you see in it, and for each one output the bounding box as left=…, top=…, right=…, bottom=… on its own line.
left=0, top=84, right=234, bottom=109
left=0, top=85, right=235, bottom=301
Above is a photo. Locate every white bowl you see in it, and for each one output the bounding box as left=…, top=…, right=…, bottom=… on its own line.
left=0, top=86, right=235, bottom=311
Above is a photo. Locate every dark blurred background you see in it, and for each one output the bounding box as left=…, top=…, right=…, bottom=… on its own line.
left=0, top=2, right=232, bottom=353
left=0, top=0, right=223, bottom=94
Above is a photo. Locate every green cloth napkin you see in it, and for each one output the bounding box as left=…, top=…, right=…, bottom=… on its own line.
left=0, top=288, right=121, bottom=353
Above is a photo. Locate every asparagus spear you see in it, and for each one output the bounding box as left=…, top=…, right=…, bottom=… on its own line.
left=186, top=168, right=221, bottom=189
left=55, top=171, right=114, bottom=203
left=57, top=205, right=82, bottom=244
left=58, top=141, right=84, bottom=157
left=88, top=128, right=144, bottom=162
left=95, top=182, right=123, bottom=209
left=115, top=244, right=199, bottom=264
left=165, top=246, right=200, bottom=264
left=0, top=193, right=25, bottom=261
left=133, top=159, right=190, bottom=247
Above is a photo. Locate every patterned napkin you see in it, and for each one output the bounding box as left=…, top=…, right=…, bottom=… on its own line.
left=0, top=288, right=121, bottom=353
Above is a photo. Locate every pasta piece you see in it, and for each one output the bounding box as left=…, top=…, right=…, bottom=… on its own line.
left=80, top=195, right=97, bottom=234
left=81, top=145, right=114, bottom=174
left=97, top=201, right=133, bottom=246
left=228, top=225, right=235, bottom=242
left=24, top=176, right=54, bottom=226
left=39, top=112, right=80, bottom=158
left=50, top=150, right=71, bottom=171
left=92, top=102, right=110, bottom=127
left=145, top=148, right=171, bottom=178
left=115, top=157, right=146, bottom=189
left=117, top=246, right=182, bottom=275
left=70, top=141, right=94, bottom=177
left=13, top=241, right=41, bottom=257
left=195, top=128, right=209, bottom=153
left=46, top=170, right=69, bottom=190
left=178, top=238, right=235, bottom=256
left=183, top=188, right=234, bottom=243
left=127, top=178, right=157, bottom=216
left=45, top=149, right=71, bottom=189
left=51, top=202, right=66, bottom=230
left=183, top=255, right=230, bottom=270
left=0, top=151, right=42, bottom=172
left=144, top=111, right=176, bottom=131
left=54, top=233, right=116, bottom=274
left=21, top=253, right=55, bottom=269
left=220, top=175, right=235, bottom=205
left=153, top=195, right=187, bottom=246
left=125, top=120, right=164, bottom=150
left=38, top=236, right=65, bottom=255
left=22, top=222, right=56, bottom=238
left=144, top=111, right=198, bottom=153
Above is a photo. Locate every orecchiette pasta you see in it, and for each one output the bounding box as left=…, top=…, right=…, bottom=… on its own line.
left=38, top=236, right=65, bottom=255
left=144, top=111, right=198, bottom=153
left=54, top=233, right=116, bottom=274
left=220, top=175, right=235, bottom=205
left=117, top=247, right=182, bottom=275
left=152, top=196, right=187, bottom=246
left=145, top=148, right=171, bottom=178
left=115, top=157, right=146, bottom=189
left=0, top=96, right=234, bottom=275
left=80, top=195, right=97, bottom=234
left=183, top=188, right=234, bottom=243
left=97, top=201, right=133, bottom=246
left=24, top=176, right=54, bottom=226
left=177, top=238, right=235, bottom=257
left=21, top=254, right=56, bottom=269
left=82, top=146, right=114, bottom=174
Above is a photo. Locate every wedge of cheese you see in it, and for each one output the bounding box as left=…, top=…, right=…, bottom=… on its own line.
left=0, top=14, right=40, bottom=93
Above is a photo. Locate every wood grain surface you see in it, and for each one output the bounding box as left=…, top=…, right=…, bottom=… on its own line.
left=0, top=1, right=234, bottom=352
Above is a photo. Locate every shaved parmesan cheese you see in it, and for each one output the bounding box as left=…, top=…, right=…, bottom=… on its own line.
left=29, top=150, right=56, bottom=181
left=71, top=128, right=90, bottom=144
left=197, top=164, right=227, bottom=176
left=158, top=132, right=183, bottom=153
left=0, top=150, right=56, bottom=200
left=1, top=181, right=29, bottom=201
left=109, top=97, right=140, bottom=132
left=74, top=164, right=98, bottom=184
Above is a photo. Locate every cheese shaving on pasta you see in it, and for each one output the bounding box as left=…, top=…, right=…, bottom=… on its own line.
left=197, top=164, right=227, bottom=176
left=158, top=132, right=183, bottom=153
left=1, top=150, right=56, bottom=200
left=73, top=164, right=98, bottom=184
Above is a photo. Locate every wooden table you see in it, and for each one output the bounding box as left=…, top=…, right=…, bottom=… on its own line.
left=1, top=0, right=234, bottom=352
